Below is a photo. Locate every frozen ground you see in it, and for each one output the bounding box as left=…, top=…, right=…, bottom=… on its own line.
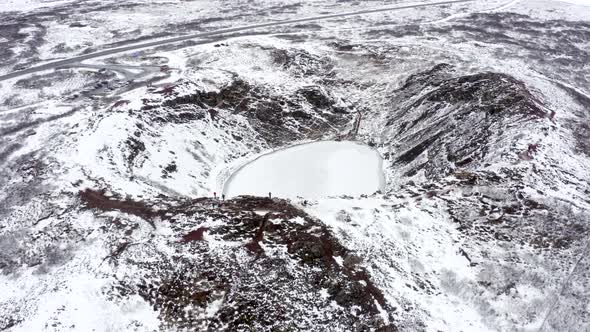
left=0, top=0, right=75, bottom=13
left=1, top=0, right=590, bottom=331
left=555, top=0, right=590, bottom=5
left=223, top=140, right=385, bottom=199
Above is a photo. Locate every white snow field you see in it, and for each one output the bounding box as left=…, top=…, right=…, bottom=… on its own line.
left=0, top=0, right=75, bottom=13
left=223, top=141, right=385, bottom=199
left=555, top=0, right=590, bottom=5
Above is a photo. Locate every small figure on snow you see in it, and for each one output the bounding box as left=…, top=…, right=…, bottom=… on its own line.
left=213, top=192, right=217, bottom=199
left=268, top=192, right=272, bottom=199
left=222, top=194, right=226, bottom=201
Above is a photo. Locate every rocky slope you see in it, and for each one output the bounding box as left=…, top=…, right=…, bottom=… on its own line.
left=1, top=1, right=590, bottom=331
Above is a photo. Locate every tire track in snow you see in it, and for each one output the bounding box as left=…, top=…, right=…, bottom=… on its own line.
left=0, top=0, right=475, bottom=82
left=428, top=0, right=520, bottom=24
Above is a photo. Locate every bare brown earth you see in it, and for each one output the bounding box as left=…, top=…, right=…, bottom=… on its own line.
left=79, top=189, right=397, bottom=331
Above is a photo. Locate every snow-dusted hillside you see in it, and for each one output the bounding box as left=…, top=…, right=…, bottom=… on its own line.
left=1, top=0, right=589, bottom=331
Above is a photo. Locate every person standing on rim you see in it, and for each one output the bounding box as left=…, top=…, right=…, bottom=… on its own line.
left=268, top=192, right=272, bottom=199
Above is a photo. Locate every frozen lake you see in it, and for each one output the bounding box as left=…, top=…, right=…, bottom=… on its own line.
left=223, top=141, right=385, bottom=199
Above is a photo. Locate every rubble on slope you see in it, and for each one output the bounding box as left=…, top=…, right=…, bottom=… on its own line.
left=79, top=190, right=397, bottom=331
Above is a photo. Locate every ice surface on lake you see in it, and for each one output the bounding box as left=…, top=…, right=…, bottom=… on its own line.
left=224, top=141, right=385, bottom=199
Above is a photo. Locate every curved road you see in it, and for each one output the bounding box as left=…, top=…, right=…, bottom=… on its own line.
left=0, top=0, right=474, bottom=82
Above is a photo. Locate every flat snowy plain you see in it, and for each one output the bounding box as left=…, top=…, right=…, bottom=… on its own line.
left=223, top=141, right=385, bottom=199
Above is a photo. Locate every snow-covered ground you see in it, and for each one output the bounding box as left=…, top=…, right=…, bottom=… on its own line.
left=305, top=196, right=491, bottom=331
left=554, top=0, right=590, bottom=5
left=1, top=0, right=590, bottom=331
left=0, top=0, right=75, bottom=13
left=223, top=141, right=385, bottom=199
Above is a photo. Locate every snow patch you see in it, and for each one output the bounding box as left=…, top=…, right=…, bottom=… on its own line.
left=290, top=216, right=306, bottom=225
left=0, top=0, right=75, bottom=13
left=553, top=0, right=590, bottom=5
left=224, top=141, right=385, bottom=199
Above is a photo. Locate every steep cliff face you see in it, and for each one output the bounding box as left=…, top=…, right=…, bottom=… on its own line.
left=363, top=63, right=590, bottom=330
left=383, top=64, right=548, bottom=181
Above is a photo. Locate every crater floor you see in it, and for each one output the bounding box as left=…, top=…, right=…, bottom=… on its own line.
left=223, top=140, right=385, bottom=199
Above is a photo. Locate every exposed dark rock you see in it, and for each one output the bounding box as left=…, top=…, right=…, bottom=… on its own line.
left=298, top=86, right=334, bottom=109
left=81, top=192, right=395, bottom=331
left=271, top=48, right=335, bottom=77
left=182, top=227, right=209, bottom=242
left=386, top=64, right=547, bottom=179
left=136, top=76, right=353, bottom=147
left=162, top=161, right=177, bottom=178
left=125, top=136, right=145, bottom=166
